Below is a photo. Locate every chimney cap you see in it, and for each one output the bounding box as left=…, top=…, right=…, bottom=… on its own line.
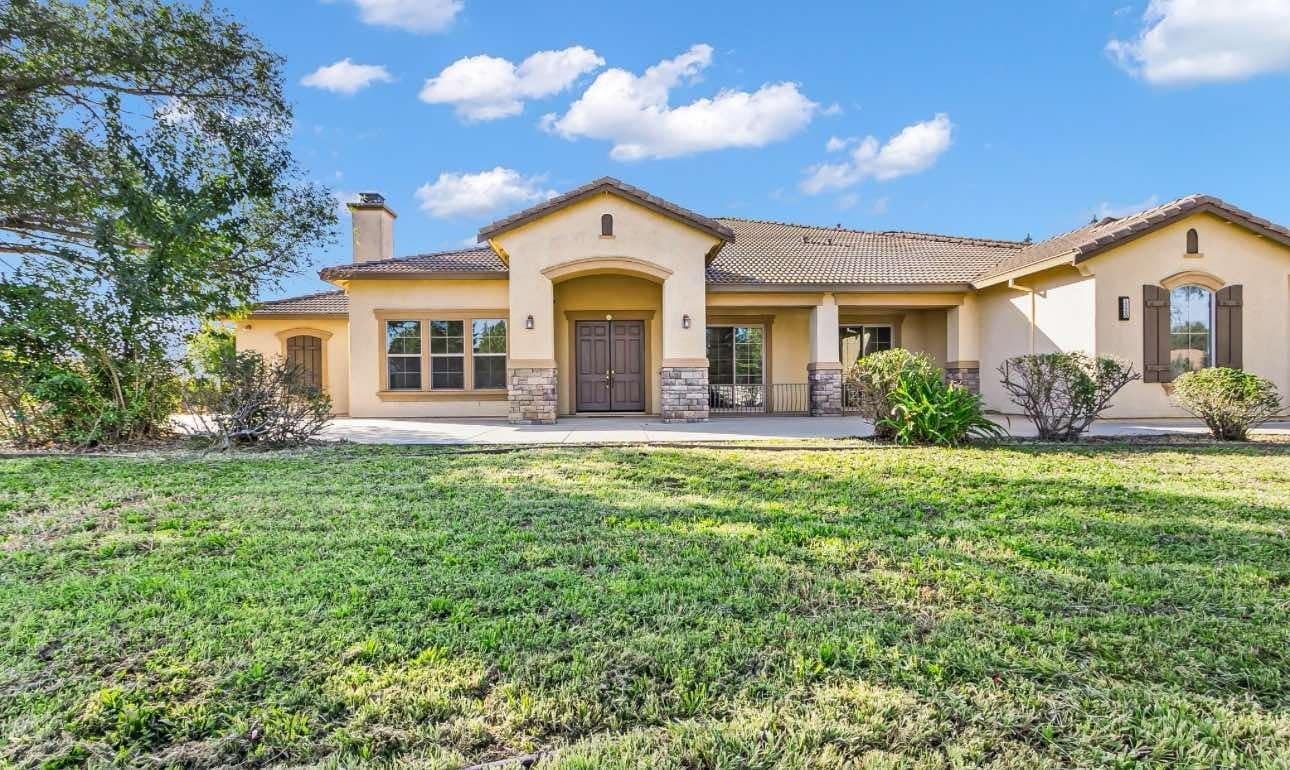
left=348, top=192, right=397, bottom=217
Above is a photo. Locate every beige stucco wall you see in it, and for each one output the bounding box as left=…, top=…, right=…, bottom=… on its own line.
left=234, top=316, right=350, bottom=415
left=489, top=192, right=721, bottom=365
left=976, top=265, right=1096, bottom=412
left=345, top=278, right=510, bottom=418
left=1085, top=213, right=1290, bottom=417
left=553, top=275, right=663, bottom=414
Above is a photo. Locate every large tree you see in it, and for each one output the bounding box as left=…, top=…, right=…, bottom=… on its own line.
left=0, top=0, right=335, bottom=443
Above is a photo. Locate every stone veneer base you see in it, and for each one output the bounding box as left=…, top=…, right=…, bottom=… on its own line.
left=660, top=366, right=709, bottom=422
left=808, top=366, right=843, bottom=416
left=944, top=366, right=981, bottom=394
left=508, top=367, right=557, bottom=424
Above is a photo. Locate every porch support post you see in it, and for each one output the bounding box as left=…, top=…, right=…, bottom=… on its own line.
left=507, top=273, right=557, bottom=424
left=808, top=294, right=843, bottom=416
left=659, top=269, right=709, bottom=422
left=945, top=293, right=981, bottom=394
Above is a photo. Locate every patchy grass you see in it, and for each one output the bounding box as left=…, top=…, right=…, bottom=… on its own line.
left=1, top=443, right=1288, bottom=768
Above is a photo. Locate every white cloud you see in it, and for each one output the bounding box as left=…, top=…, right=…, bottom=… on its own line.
left=542, top=44, right=818, bottom=160
left=348, top=0, right=462, bottom=33
left=825, top=136, right=854, bottom=152
left=1107, top=0, right=1290, bottom=84
left=415, top=167, right=556, bottom=218
left=301, top=59, right=393, bottom=95
left=1094, top=194, right=1159, bottom=219
left=801, top=113, right=953, bottom=195
left=419, top=47, right=604, bottom=121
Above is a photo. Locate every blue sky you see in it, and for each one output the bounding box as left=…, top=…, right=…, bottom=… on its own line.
left=218, top=0, right=1290, bottom=299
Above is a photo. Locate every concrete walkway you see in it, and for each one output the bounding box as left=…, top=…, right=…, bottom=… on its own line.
left=319, top=415, right=1290, bottom=445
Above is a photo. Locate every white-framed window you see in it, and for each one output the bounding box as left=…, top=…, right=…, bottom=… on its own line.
left=429, top=320, right=465, bottom=389
left=1169, top=285, right=1213, bottom=377
left=471, top=318, right=507, bottom=389
left=385, top=320, right=422, bottom=390
left=839, top=324, right=893, bottom=368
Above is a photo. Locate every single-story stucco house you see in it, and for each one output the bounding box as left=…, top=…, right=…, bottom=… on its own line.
left=233, top=177, right=1290, bottom=423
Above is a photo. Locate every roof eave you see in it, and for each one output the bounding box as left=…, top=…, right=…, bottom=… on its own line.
left=972, top=252, right=1078, bottom=288
left=707, top=281, right=974, bottom=293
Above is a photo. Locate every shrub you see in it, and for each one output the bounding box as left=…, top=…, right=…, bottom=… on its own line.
left=0, top=356, right=178, bottom=448
left=880, top=376, right=1006, bottom=446
left=183, top=351, right=331, bottom=449
left=999, top=353, right=1138, bottom=441
left=846, top=349, right=941, bottom=438
left=1171, top=368, right=1282, bottom=440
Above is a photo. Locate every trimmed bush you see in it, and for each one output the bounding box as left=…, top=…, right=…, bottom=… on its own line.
left=1172, top=368, right=1282, bottom=440
left=880, top=377, right=1006, bottom=446
left=183, top=351, right=331, bottom=449
left=845, top=349, right=940, bottom=438
left=999, top=353, right=1138, bottom=441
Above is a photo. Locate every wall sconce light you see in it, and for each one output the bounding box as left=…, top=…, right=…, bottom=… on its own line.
left=1117, top=297, right=1130, bottom=321
left=682, top=314, right=691, bottom=329
left=525, top=314, right=534, bottom=330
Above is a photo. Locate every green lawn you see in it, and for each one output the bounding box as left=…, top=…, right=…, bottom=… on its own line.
left=1, top=443, right=1288, bottom=769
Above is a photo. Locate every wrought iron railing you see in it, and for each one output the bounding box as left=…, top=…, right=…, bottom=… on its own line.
left=708, top=383, right=810, bottom=416
left=842, top=381, right=866, bottom=415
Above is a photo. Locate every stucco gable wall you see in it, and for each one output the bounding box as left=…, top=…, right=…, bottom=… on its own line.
left=1083, top=212, right=1290, bottom=417
left=490, top=192, right=722, bottom=362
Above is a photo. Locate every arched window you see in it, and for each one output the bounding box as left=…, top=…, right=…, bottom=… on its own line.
left=1168, top=285, right=1213, bottom=377
left=600, top=213, right=614, bottom=237
left=1186, top=228, right=1199, bottom=254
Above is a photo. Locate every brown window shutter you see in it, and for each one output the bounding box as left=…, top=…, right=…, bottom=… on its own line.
left=1142, top=285, right=1170, bottom=382
left=1215, top=285, right=1243, bottom=369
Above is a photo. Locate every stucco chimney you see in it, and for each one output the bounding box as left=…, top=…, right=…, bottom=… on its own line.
left=347, top=192, right=396, bottom=263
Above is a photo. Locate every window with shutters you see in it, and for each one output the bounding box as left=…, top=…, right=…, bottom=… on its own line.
left=286, top=335, right=323, bottom=390
left=601, top=213, right=614, bottom=237
left=1168, top=285, right=1213, bottom=378
left=1186, top=228, right=1199, bottom=254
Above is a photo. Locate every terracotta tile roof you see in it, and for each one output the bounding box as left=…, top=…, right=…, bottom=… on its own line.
left=477, top=176, right=736, bottom=244
left=706, top=218, right=1025, bottom=286
left=975, top=194, right=1290, bottom=283
left=319, top=247, right=506, bottom=280
left=249, top=290, right=348, bottom=316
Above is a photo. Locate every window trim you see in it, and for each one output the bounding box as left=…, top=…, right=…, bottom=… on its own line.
left=375, top=309, right=508, bottom=396
left=274, top=327, right=333, bottom=393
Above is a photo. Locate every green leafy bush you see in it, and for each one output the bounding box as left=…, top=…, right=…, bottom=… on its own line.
left=1171, top=368, right=1282, bottom=440
left=880, top=376, right=1006, bottom=446
left=999, top=353, right=1138, bottom=441
left=845, top=349, right=941, bottom=438
left=183, top=351, right=331, bottom=449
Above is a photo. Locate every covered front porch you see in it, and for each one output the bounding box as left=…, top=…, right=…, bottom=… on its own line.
left=701, top=289, right=981, bottom=417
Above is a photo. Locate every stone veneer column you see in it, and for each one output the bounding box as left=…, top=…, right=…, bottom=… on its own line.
left=944, top=363, right=981, bottom=394
left=660, top=366, right=709, bottom=422
left=508, top=367, right=557, bottom=424
left=808, top=363, right=843, bottom=416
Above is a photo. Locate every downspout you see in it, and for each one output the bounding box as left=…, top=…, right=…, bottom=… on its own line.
left=1008, top=279, right=1037, bottom=355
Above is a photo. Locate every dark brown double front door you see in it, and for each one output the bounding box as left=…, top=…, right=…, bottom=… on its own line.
left=575, top=320, right=645, bottom=412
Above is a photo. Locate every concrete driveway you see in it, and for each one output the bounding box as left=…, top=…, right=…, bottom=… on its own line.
left=318, top=415, right=1290, bottom=445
